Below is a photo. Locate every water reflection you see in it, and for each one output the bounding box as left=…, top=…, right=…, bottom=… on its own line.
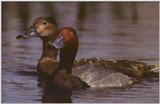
left=77, top=2, right=87, bottom=20
left=16, top=3, right=30, bottom=30
left=131, top=3, right=138, bottom=24
left=38, top=78, right=72, bottom=103
left=111, top=2, right=126, bottom=20
left=111, top=2, right=139, bottom=24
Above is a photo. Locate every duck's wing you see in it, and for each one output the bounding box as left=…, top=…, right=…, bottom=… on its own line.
left=51, top=35, right=65, bottom=49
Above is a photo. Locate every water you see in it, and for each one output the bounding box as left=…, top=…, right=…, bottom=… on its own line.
left=2, top=2, right=159, bottom=103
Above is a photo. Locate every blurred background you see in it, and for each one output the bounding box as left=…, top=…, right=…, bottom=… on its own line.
left=2, top=2, right=159, bottom=103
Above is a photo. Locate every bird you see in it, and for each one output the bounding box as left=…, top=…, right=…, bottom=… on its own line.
left=16, top=17, right=89, bottom=89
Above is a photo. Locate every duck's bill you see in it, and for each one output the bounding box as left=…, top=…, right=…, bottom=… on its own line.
left=51, top=35, right=65, bottom=49
left=16, top=27, right=39, bottom=39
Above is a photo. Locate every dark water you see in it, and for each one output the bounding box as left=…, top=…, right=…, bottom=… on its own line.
left=2, top=2, right=159, bottom=103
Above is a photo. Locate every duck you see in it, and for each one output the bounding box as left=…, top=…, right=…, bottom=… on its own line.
left=16, top=17, right=155, bottom=89
left=16, top=17, right=89, bottom=89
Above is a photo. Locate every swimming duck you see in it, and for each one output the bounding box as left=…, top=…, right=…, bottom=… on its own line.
left=16, top=17, right=89, bottom=89
left=16, top=17, right=155, bottom=89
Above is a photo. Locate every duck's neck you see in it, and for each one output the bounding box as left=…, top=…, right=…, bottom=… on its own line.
left=41, top=35, right=58, bottom=60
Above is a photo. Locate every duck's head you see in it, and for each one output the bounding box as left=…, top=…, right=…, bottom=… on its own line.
left=16, top=17, right=58, bottom=40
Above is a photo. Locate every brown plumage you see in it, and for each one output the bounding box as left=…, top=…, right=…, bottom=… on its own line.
left=16, top=17, right=79, bottom=77
left=16, top=17, right=89, bottom=90
left=58, top=27, right=79, bottom=74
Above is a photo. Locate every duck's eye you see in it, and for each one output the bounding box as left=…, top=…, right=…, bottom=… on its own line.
left=43, top=21, right=47, bottom=25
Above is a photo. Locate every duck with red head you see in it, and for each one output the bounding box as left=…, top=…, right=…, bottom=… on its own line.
left=16, top=17, right=89, bottom=89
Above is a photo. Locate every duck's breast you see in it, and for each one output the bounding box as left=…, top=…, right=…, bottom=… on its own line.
left=38, top=57, right=58, bottom=76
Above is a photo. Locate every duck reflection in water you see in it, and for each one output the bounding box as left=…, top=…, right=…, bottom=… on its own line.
left=40, top=79, right=72, bottom=103
left=16, top=17, right=89, bottom=103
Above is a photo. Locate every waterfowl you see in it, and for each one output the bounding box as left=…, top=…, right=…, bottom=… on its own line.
left=16, top=17, right=89, bottom=89
left=16, top=17, right=157, bottom=90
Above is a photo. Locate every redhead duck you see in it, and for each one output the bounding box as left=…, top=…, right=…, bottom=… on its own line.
left=16, top=17, right=89, bottom=89
left=16, top=17, right=149, bottom=89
